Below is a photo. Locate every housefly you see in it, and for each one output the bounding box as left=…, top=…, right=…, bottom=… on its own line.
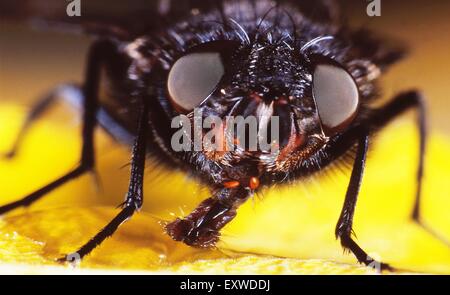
left=0, top=0, right=443, bottom=270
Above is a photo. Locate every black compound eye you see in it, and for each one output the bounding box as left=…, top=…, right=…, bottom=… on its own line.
left=312, top=62, right=359, bottom=135
left=167, top=41, right=240, bottom=112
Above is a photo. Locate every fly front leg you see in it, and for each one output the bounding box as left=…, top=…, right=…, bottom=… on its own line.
left=335, top=132, right=393, bottom=271
left=333, top=90, right=447, bottom=271
left=61, top=99, right=149, bottom=262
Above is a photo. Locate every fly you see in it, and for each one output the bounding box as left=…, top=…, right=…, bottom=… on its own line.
left=0, top=0, right=445, bottom=271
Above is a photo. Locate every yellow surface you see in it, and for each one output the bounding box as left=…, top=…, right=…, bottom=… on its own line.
left=0, top=104, right=449, bottom=274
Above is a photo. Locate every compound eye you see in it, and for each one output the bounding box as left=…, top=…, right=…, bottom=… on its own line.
left=312, top=63, right=359, bottom=135
left=167, top=41, right=240, bottom=113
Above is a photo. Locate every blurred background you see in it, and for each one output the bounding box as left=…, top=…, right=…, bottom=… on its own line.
left=0, top=0, right=449, bottom=273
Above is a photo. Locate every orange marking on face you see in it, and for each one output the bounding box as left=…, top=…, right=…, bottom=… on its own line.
left=223, top=181, right=240, bottom=189
left=249, top=177, right=260, bottom=190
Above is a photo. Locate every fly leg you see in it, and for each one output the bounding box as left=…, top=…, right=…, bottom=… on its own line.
left=335, top=90, right=447, bottom=271
left=2, top=84, right=83, bottom=159
left=61, top=99, right=148, bottom=262
left=0, top=40, right=116, bottom=215
left=369, top=90, right=449, bottom=246
left=335, top=132, right=393, bottom=271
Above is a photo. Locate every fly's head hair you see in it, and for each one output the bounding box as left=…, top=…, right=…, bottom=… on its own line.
left=120, top=0, right=405, bottom=187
